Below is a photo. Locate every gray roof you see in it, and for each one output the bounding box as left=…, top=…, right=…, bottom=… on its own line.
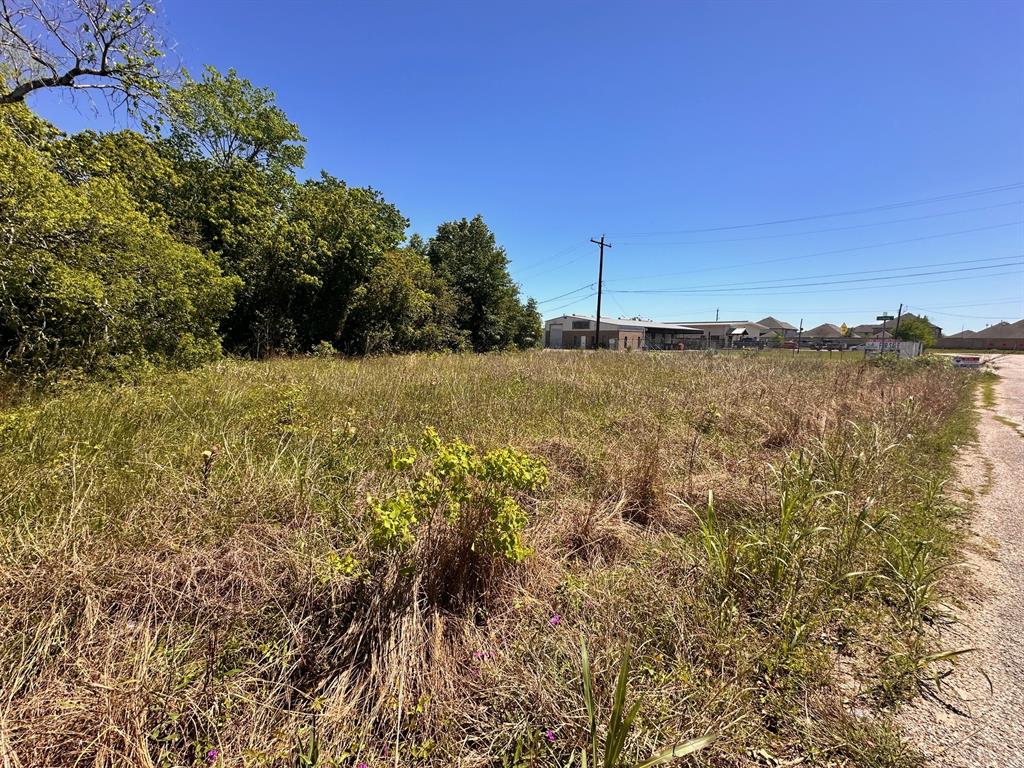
left=672, top=321, right=769, bottom=335
left=756, top=316, right=797, bottom=331
left=545, top=314, right=702, bottom=332
left=803, top=323, right=845, bottom=338
left=675, top=320, right=755, bottom=326
left=974, top=320, right=1024, bottom=339
left=946, top=330, right=976, bottom=338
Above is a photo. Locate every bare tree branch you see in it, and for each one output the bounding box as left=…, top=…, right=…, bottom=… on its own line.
left=0, top=0, right=171, bottom=108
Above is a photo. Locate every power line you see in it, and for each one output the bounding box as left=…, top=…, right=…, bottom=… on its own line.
left=511, top=241, right=590, bottom=278
left=906, top=307, right=1023, bottom=321
left=610, top=258, right=1023, bottom=295
left=638, top=297, right=1023, bottom=318
left=514, top=249, right=596, bottom=283
left=606, top=267, right=1023, bottom=298
left=610, top=254, right=1021, bottom=294
left=903, top=297, right=1024, bottom=311
left=607, top=182, right=1024, bottom=236
left=608, top=291, right=631, bottom=317
left=544, top=292, right=598, bottom=315
left=609, top=200, right=1023, bottom=246
left=536, top=283, right=595, bottom=305
left=604, top=220, right=1024, bottom=284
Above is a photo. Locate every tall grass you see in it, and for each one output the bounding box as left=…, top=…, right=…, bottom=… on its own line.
left=0, top=351, right=974, bottom=766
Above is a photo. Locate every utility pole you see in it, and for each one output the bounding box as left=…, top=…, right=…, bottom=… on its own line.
left=796, top=318, right=803, bottom=353
left=715, top=308, right=719, bottom=322
left=590, top=235, right=611, bottom=349
left=894, top=303, right=904, bottom=358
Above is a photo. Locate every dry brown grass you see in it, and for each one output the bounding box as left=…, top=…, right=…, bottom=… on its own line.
left=0, top=351, right=975, bottom=766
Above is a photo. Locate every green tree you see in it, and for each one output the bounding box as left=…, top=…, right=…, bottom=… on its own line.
left=426, top=215, right=536, bottom=352
left=344, top=249, right=467, bottom=354
left=407, top=232, right=428, bottom=257
left=0, top=105, right=237, bottom=376
left=160, top=66, right=305, bottom=172
left=893, top=315, right=937, bottom=347
left=283, top=174, right=409, bottom=351
left=50, top=129, right=183, bottom=223
left=152, top=68, right=308, bottom=353
left=512, top=297, right=542, bottom=349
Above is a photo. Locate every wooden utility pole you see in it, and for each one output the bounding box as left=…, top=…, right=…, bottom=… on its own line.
left=893, top=303, right=904, bottom=358
left=796, top=318, right=803, bottom=353
left=590, top=235, right=611, bottom=349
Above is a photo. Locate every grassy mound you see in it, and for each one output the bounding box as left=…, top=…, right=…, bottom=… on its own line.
left=0, top=352, right=974, bottom=766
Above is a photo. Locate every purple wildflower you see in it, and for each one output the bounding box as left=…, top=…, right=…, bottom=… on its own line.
left=548, top=613, right=562, bottom=627
left=545, top=728, right=557, bottom=742
left=357, top=763, right=369, bottom=768
left=206, top=748, right=220, bottom=764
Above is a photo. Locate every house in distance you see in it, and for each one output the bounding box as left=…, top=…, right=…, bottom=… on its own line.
left=756, top=316, right=799, bottom=339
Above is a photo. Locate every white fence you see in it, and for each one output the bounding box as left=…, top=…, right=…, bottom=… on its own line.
left=864, top=340, right=923, bottom=358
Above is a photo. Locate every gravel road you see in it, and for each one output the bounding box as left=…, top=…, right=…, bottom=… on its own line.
left=903, top=354, right=1024, bottom=767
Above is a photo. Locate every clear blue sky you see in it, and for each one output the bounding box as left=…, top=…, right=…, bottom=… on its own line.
left=26, top=0, right=1024, bottom=332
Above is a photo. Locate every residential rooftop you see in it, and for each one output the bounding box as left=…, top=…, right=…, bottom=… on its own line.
left=544, top=314, right=702, bottom=332
left=757, top=316, right=798, bottom=331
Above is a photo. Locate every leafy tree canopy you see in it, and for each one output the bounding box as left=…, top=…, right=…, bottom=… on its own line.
left=427, top=215, right=536, bottom=352
left=51, top=128, right=181, bottom=222
left=160, top=66, right=305, bottom=172
left=0, top=104, right=237, bottom=377
left=344, top=249, right=468, bottom=355
left=1, top=56, right=542, bottom=378
left=893, top=315, right=936, bottom=347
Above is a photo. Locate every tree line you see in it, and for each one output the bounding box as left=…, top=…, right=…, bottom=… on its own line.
left=1, top=3, right=541, bottom=378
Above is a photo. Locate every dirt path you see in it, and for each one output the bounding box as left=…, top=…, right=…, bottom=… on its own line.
left=903, top=354, right=1024, bottom=767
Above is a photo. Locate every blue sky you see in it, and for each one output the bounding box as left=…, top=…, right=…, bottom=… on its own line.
left=26, top=0, right=1024, bottom=332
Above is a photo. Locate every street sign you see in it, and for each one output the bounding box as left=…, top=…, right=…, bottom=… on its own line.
left=876, top=314, right=894, bottom=321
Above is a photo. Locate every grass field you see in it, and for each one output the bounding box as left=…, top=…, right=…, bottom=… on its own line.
left=0, top=351, right=976, bottom=767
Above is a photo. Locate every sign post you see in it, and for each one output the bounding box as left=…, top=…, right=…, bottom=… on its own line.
left=877, top=313, right=895, bottom=350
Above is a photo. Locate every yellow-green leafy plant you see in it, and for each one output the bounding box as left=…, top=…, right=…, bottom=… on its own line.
left=368, top=427, right=548, bottom=563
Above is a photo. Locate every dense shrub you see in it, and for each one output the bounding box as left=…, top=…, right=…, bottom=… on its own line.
left=0, top=106, right=238, bottom=377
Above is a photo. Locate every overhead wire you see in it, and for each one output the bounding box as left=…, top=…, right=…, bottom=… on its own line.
left=536, top=283, right=595, bottom=304
left=531, top=185, right=1024, bottom=318
left=512, top=241, right=590, bottom=279
left=608, top=255, right=1023, bottom=294
left=607, top=182, right=1024, bottom=236
left=606, top=267, right=1024, bottom=298
left=543, top=292, right=598, bottom=314
left=603, top=220, right=1024, bottom=284
left=609, top=258, right=1023, bottom=295
left=635, top=297, right=1023, bottom=320
left=609, top=200, right=1022, bottom=246
left=906, top=307, right=1023, bottom=321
